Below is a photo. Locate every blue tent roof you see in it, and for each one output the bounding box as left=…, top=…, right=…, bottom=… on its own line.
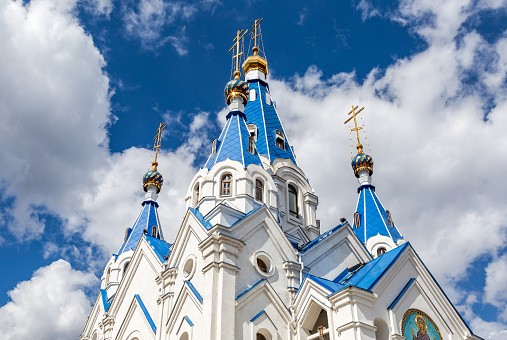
left=117, top=200, right=163, bottom=256
left=244, top=80, right=297, bottom=165
left=144, top=235, right=171, bottom=263
left=353, top=184, right=403, bottom=245
left=204, top=111, right=263, bottom=169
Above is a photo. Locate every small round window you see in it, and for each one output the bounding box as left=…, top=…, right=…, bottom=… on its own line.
left=182, top=256, right=196, bottom=280
left=253, top=252, right=274, bottom=277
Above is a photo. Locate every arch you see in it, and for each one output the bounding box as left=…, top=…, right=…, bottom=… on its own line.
left=179, top=332, right=189, bottom=340
left=256, top=329, right=271, bottom=340
left=193, top=183, right=200, bottom=207
left=377, top=247, right=387, bottom=257
left=221, top=173, right=232, bottom=196
left=374, top=317, right=389, bottom=340
left=151, top=225, right=158, bottom=237
left=300, top=299, right=330, bottom=339
left=123, top=261, right=130, bottom=273
left=288, top=184, right=298, bottom=216
left=255, top=178, right=264, bottom=202
left=91, top=331, right=98, bottom=340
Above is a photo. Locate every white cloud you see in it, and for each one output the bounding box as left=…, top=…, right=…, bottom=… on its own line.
left=485, top=254, right=507, bottom=319
left=0, top=259, right=97, bottom=340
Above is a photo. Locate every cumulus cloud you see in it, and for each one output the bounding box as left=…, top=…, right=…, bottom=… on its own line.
left=0, top=259, right=97, bottom=340
left=485, top=254, right=507, bottom=320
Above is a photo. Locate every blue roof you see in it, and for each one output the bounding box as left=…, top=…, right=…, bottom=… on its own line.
left=184, top=316, right=194, bottom=326
left=188, top=207, right=213, bottom=230
left=244, top=80, right=297, bottom=165
left=144, top=235, right=171, bottom=263
left=300, top=243, right=409, bottom=297
left=117, top=200, right=163, bottom=256
left=185, top=281, right=203, bottom=304
left=204, top=111, right=263, bottom=169
left=299, top=222, right=347, bottom=253
left=236, top=278, right=266, bottom=300
left=334, top=243, right=410, bottom=291
left=100, top=289, right=111, bottom=312
left=250, top=310, right=266, bottom=322
left=388, top=277, right=416, bottom=310
left=353, top=185, right=403, bottom=245
left=134, top=294, right=156, bottom=333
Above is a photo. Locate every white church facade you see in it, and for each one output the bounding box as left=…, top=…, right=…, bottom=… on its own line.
left=80, top=21, right=483, bottom=340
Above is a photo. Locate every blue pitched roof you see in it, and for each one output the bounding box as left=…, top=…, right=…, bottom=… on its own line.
left=244, top=80, right=297, bottom=165
left=188, top=207, right=213, bottom=230
left=204, top=111, right=263, bottom=169
left=185, top=280, right=203, bottom=303
left=353, top=185, right=403, bottom=245
left=301, top=243, right=410, bottom=296
left=100, top=289, right=111, bottom=312
left=117, top=200, right=163, bottom=256
left=299, top=222, right=347, bottom=253
left=144, top=235, right=171, bottom=263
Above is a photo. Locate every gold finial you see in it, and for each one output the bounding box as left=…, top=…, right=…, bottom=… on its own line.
left=229, top=29, right=248, bottom=79
left=344, top=105, right=365, bottom=154
left=151, top=123, right=166, bottom=170
left=250, top=18, right=263, bottom=55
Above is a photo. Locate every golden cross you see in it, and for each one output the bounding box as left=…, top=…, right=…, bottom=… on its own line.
left=152, top=122, right=166, bottom=165
left=250, top=18, right=263, bottom=55
left=344, top=105, right=365, bottom=154
left=229, top=29, right=248, bottom=78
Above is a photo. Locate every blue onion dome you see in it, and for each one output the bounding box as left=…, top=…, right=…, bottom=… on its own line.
left=143, top=162, right=163, bottom=193
left=225, top=71, right=249, bottom=105
left=351, top=153, right=374, bottom=178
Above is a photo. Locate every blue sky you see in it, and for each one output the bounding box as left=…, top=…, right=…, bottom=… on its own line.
left=0, top=0, right=507, bottom=338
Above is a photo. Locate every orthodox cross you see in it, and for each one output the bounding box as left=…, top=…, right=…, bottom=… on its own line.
left=152, top=122, right=166, bottom=166
left=229, top=29, right=248, bottom=78
left=344, top=105, right=365, bottom=154
left=250, top=18, right=263, bottom=55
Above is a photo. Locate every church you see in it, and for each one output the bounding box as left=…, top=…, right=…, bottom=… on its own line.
left=80, top=20, right=483, bottom=340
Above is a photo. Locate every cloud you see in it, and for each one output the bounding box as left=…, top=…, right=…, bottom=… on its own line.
left=485, top=254, right=507, bottom=320
left=0, top=259, right=97, bottom=340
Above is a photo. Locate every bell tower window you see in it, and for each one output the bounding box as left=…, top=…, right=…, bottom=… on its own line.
left=211, top=138, right=217, bottom=156
left=275, top=129, right=285, bottom=150
left=248, top=135, right=255, bottom=154
left=377, top=247, right=387, bottom=257
left=255, top=179, right=264, bottom=202
left=151, top=226, right=157, bottom=237
left=354, top=212, right=361, bottom=229
left=221, top=174, right=232, bottom=196
left=288, top=184, right=298, bottom=216
left=194, top=183, right=200, bottom=207
left=386, top=210, right=393, bottom=226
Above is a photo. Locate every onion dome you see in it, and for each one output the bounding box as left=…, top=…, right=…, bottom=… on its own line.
left=225, top=71, right=249, bottom=105
left=351, top=153, right=374, bottom=178
left=143, top=162, right=163, bottom=193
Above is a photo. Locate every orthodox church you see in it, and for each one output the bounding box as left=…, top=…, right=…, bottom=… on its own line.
left=80, top=20, right=483, bottom=340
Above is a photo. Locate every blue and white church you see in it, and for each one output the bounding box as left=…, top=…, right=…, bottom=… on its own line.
left=80, top=21, right=483, bottom=340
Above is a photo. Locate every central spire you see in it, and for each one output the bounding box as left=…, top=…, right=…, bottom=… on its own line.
left=242, top=18, right=268, bottom=81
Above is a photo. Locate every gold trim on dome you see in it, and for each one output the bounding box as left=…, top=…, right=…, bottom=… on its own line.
left=143, top=181, right=162, bottom=193
left=353, top=164, right=373, bottom=178
left=242, top=54, right=268, bottom=75
left=226, top=91, right=248, bottom=105
left=401, top=308, right=443, bottom=340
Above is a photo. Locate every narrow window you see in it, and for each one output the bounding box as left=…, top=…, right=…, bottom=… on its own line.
left=249, top=89, right=256, bottom=101
left=265, top=92, right=271, bottom=105
left=194, top=183, right=200, bottom=207
left=105, top=267, right=111, bottom=286
left=288, top=184, right=298, bottom=216
left=211, top=139, right=217, bottom=156
left=221, top=174, right=232, bottom=196
left=124, top=261, right=129, bottom=273
left=151, top=226, right=157, bottom=237
left=255, top=179, right=264, bottom=202
left=124, top=228, right=130, bottom=243
left=247, top=124, right=257, bottom=141
left=354, top=212, right=361, bottom=229
left=386, top=210, right=393, bottom=226
left=248, top=135, right=255, bottom=154
left=377, top=247, right=387, bottom=257
left=275, top=129, right=285, bottom=150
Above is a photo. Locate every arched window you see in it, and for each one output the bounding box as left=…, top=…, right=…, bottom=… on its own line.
left=256, top=333, right=267, bottom=340
left=374, top=318, right=389, bottom=340
left=255, top=179, right=264, bottom=202
left=180, top=332, right=189, bottom=340
left=288, top=184, right=298, bottom=216
left=151, top=225, right=157, bottom=237
left=354, top=212, right=361, bottom=229
left=124, top=261, right=130, bottom=273
left=377, top=247, right=387, bottom=257
left=248, top=135, right=255, bottom=154
left=221, top=174, right=232, bottom=196
left=275, top=129, right=285, bottom=150
left=194, top=183, right=200, bottom=207
left=386, top=210, right=393, bottom=226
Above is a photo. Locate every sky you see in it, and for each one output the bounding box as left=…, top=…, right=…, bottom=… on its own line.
left=0, top=0, right=506, bottom=338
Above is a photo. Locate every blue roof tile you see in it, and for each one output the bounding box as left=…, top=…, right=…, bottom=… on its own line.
left=353, top=185, right=403, bottom=245
left=299, top=222, right=347, bottom=253
left=117, top=200, right=163, bottom=256
left=144, top=235, right=171, bottom=263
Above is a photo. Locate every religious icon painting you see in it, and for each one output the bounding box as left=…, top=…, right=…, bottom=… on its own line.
left=402, top=309, right=443, bottom=340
